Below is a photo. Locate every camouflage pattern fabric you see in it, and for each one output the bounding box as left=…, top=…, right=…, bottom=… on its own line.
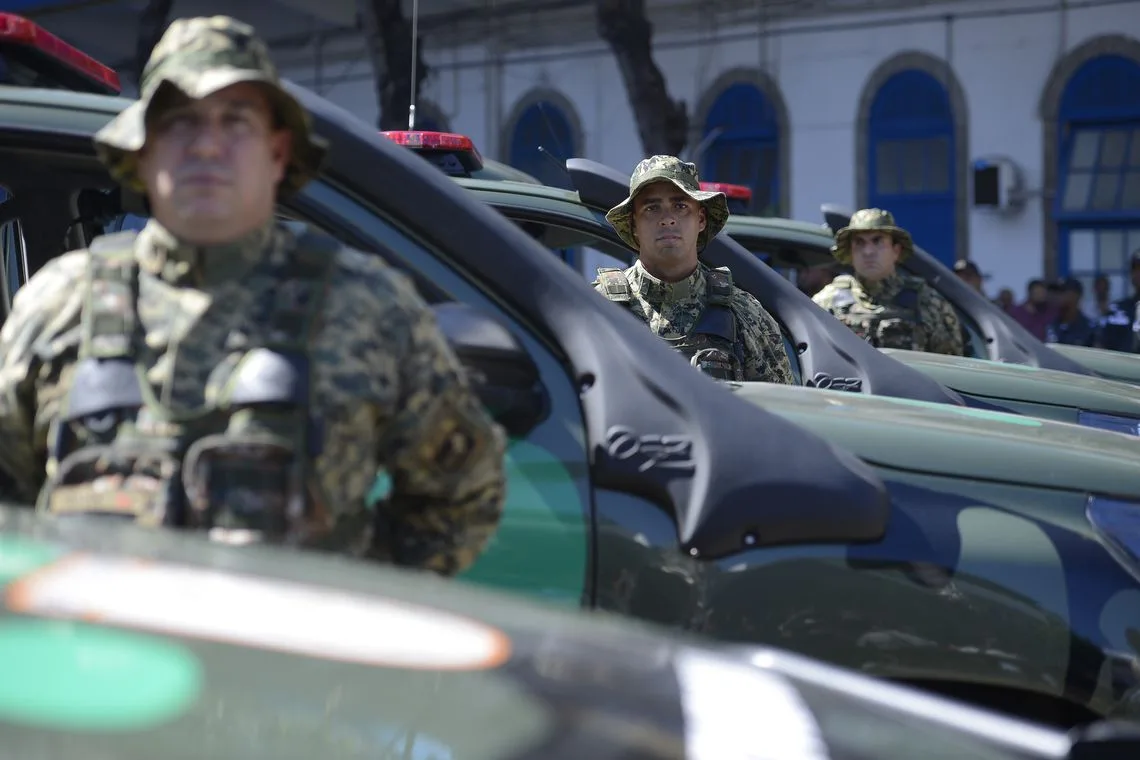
left=0, top=219, right=508, bottom=576
left=93, top=15, right=327, bottom=197
left=605, top=155, right=730, bottom=252
left=813, top=272, right=965, bottom=356
left=830, top=208, right=915, bottom=266
left=593, top=261, right=795, bottom=384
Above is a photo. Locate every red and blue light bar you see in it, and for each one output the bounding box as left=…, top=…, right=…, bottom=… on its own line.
left=0, top=12, right=120, bottom=95
left=380, top=130, right=485, bottom=177
left=701, top=181, right=754, bottom=214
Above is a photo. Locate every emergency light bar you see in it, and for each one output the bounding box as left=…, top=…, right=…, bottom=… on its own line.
left=0, top=12, right=120, bottom=95
left=700, top=181, right=755, bottom=214
left=380, top=130, right=485, bottom=177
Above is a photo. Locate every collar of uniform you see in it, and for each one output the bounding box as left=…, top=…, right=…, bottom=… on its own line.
left=856, top=271, right=902, bottom=297
left=629, top=260, right=704, bottom=303
left=136, top=218, right=274, bottom=286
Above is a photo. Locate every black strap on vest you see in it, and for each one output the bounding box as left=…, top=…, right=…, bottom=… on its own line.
left=59, top=227, right=338, bottom=438
left=595, top=265, right=743, bottom=370
left=224, top=228, right=339, bottom=411
left=893, top=286, right=920, bottom=311
left=694, top=266, right=737, bottom=345
left=65, top=231, right=144, bottom=423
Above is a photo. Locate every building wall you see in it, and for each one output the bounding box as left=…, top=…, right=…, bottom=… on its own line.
left=280, top=0, right=1140, bottom=303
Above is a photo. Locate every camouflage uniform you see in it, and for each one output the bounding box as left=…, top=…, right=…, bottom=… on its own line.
left=813, top=209, right=964, bottom=357
left=597, top=156, right=794, bottom=385
left=0, top=16, right=507, bottom=576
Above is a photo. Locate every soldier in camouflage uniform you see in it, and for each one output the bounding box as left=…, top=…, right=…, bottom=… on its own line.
left=812, top=209, right=964, bottom=356
left=596, top=156, right=794, bottom=384
left=0, top=16, right=507, bottom=576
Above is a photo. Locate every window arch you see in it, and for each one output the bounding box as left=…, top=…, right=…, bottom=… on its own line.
left=503, top=89, right=583, bottom=190
left=1040, top=40, right=1140, bottom=305
left=694, top=68, right=789, bottom=217
left=856, top=53, right=968, bottom=268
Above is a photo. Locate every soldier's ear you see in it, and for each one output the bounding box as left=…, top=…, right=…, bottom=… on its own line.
left=269, top=129, right=292, bottom=184
left=698, top=206, right=707, bottom=231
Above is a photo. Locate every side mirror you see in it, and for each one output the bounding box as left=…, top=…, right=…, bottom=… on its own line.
left=820, top=203, right=855, bottom=235
left=432, top=302, right=549, bottom=438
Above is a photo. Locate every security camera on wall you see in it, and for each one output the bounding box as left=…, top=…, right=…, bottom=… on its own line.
left=971, top=155, right=1027, bottom=216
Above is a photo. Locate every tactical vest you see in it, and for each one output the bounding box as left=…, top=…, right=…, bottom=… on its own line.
left=37, top=227, right=338, bottom=542
left=827, top=274, right=925, bottom=351
left=596, top=266, right=745, bottom=381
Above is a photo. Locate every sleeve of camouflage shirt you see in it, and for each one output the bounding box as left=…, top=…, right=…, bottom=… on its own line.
left=918, top=286, right=965, bottom=356
left=731, top=289, right=796, bottom=384
left=0, top=251, right=89, bottom=504
left=367, top=262, right=509, bottom=576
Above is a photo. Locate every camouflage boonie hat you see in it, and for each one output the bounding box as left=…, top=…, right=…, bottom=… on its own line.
left=831, top=208, right=914, bottom=265
left=94, top=15, right=327, bottom=198
left=605, top=155, right=730, bottom=252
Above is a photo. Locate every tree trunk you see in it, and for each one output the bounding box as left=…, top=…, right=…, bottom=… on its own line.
left=596, top=0, right=688, bottom=157
left=358, top=0, right=432, bottom=131
left=134, top=0, right=174, bottom=88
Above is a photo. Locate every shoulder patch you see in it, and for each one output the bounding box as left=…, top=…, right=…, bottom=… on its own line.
left=596, top=268, right=631, bottom=302
left=706, top=266, right=733, bottom=306
left=7, top=249, right=89, bottom=321
left=87, top=230, right=139, bottom=265
left=829, top=288, right=856, bottom=310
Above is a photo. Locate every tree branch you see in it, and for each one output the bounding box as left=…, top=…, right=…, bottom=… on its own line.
left=596, top=0, right=688, bottom=157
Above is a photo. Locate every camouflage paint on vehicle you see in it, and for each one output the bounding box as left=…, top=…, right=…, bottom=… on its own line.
left=0, top=511, right=1099, bottom=760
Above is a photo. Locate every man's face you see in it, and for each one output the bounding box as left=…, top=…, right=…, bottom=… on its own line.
left=956, top=270, right=982, bottom=290
left=849, top=230, right=900, bottom=281
left=798, top=265, right=833, bottom=296
left=632, top=181, right=706, bottom=266
left=137, top=82, right=291, bottom=244
left=1028, top=284, right=1047, bottom=305
left=1094, top=276, right=1109, bottom=299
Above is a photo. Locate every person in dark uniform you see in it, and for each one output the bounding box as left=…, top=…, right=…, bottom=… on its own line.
left=1046, top=278, right=1096, bottom=346
left=1097, top=251, right=1140, bottom=352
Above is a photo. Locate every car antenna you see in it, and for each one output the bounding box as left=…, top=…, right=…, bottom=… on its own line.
left=407, top=0, right=420, bottom=130
left=537, top=145, right=572, bottom=181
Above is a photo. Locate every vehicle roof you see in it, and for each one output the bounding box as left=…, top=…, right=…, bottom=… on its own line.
left=730, top=381, right=1140, bottom=496
left=0, top=506, right=1077, bottom=760
left=458, top=175, right=583, bottom=203
left=474, top=159, right=543, bottom=184
left=725, top=213, right=838, bottom=248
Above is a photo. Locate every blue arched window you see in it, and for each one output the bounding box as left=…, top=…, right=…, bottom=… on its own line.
left=867, top=69, right=957, bottom=267
left=508, top=100, right=576, bottom=190
left=1056, top=55, right=1140, bottom=306
left=701, top=83, right=780, bottom=216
